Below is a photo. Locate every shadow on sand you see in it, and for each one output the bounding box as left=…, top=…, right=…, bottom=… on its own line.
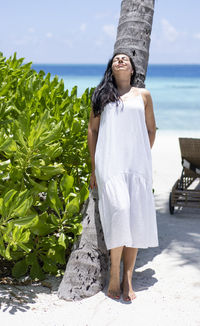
left=132, top=191, right=200, bottom=293
left=0, top=276, right=62, bottom=314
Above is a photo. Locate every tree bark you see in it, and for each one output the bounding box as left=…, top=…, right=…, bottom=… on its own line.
left=58, top=188, right=108, bottom=301
left=58, top=0, right=155, bottom=301
left=114, top=0, right=155, bottom=87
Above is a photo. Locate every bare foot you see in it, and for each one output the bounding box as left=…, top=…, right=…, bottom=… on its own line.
left=107, top=273, right=121, bottom=300
left=121, top=279, right=136, bottom=301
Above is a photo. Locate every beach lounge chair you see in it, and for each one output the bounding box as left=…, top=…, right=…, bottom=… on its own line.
left=169, top=138, right=200, bottom=214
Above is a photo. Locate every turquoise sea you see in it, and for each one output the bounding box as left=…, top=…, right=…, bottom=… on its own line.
left=32, top=64, right=200, bottom=131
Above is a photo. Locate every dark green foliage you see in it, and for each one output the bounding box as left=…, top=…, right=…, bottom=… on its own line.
left=0, top=52, right=93, bottom=280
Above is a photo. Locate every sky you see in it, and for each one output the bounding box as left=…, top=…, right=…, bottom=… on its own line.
left=1, top=0, right=200, bottom=64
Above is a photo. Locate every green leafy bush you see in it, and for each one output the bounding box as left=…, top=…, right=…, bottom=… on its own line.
left=0, top=52, right=93, bottom=280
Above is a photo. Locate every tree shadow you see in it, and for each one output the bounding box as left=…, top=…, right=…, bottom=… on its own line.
left=0, top=283, right=37, bottom=314
left=0, top=275, right=62, bottom=314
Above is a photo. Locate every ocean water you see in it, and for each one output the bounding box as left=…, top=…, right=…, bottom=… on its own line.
left=32, top=64, right=200, bottom=131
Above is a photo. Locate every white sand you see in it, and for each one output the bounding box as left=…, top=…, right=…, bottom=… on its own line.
left=1, top=130, right=200, bottom=326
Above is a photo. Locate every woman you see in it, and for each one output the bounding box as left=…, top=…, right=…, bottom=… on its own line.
left=87, top=50, right=158, bottom=302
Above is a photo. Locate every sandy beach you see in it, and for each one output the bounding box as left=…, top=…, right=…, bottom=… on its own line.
left=0, top=129, right=200, bottom=326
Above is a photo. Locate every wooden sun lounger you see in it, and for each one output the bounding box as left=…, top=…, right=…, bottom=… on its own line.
left=169, top=138, right=200, bottom=214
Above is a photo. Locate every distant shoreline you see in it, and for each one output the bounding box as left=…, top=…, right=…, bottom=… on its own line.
left=30, top=63, right=200, bottom=66
left=31, top=63, right=200, bottom=79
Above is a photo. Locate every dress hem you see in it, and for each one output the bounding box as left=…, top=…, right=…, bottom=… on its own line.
left=106, top=242, right=159, bottom=250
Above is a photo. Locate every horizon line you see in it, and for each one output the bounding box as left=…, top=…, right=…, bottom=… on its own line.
left=29, top=62, right=200, bottom=66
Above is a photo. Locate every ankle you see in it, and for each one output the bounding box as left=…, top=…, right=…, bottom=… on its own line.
left=110, top=265, right=120, bottom=275
left=122, top=270, right=133, bottom=283
left=110, top=271, right=120, bottom=282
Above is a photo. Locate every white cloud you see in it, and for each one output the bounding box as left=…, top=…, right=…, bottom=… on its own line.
left=46, top=32, right=53, bottom=38
left=102, top=24, right=116, bottom=38
left=80, top=23, right=86, bottom=32
left=193, top=33, right=200, bottom=40
left=161, top=19, right=179, bottom=42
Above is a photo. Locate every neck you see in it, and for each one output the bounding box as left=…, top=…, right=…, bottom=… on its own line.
left=115, top=78, right=131, bottom=96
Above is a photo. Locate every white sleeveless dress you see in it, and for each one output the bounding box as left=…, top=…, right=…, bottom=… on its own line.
left=94, top=94, right=158, bottom=250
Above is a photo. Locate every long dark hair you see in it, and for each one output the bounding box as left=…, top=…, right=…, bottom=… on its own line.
left=92, top=54, right=136, bottom=117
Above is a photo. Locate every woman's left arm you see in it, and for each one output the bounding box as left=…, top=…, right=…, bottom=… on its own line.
left=142, top=89, right=156, bottom=148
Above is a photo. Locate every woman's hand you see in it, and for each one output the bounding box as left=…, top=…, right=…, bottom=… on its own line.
left=90, top=171, right=98, bottom=190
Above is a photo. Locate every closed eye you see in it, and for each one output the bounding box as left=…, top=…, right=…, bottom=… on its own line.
left=113, top=56, right=129, bottom=62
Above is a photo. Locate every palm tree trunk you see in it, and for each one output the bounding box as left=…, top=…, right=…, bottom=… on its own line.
left=58, top=0, right=155, bottom=301
left=114, top=0, right=155, bottom=87
left=58, top=188, right=108, bottom=301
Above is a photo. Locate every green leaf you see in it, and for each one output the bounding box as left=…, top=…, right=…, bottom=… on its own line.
left=40, top=164, right=65, bottom=177
left=30, top=259, right=45, bottom=280
left=50, top=214, right=59, bottom=226
left=28, top=177, right=47, bottom=192
left=25, top=252, right=37, bottom=266
left=5, top=244, right=11, bottom=260
left=28, top=110, right=49, bottom=147
left=60, top=173, right=74, bottom=198
left=76, top=223, right=83, bottom=235
left=70, top=85, right=77, bottom=98
left=0, top=198, right=3, bottom=215
left=0, top=233, right=5, bottom=257
left=42, top=256, right=58, bottom=274
left=3, top=189, right=18, bottom=207
left=2, top=222, right=13, bottom=243
left=36, top=121, right=62, bottom=148
left=58, top=233, right=66, bottom=249
left=31, top=164, right=65, bottom=181
left=0, top=159, right=11, bottom=171
left=47, top=180, right=63, bottom=216
left=18, top=113, right=30, bottom=138
left=39, top=143, right=63, bottom=160
left=0, top=138, right=17, bottom=153
left=79, top=183, right=89, bottom=204
left=19, top=229, right=30, bottom=243
left=67, top=222, right=83, bottom=234
left=12, top=259, right=28, bottom=278
left=2, top=189, right=17, bottom=218
left=30, top=212, right=56, bottom=236
left=12, top=225, right=23, bottom=242
left=12, top=196, right=33, bottom=217
left=37, top=83, right=48, bottom=100
left=65, top=197, right=80, bottom=218
left=13, top=213, right=38, bottom=227
left=11, top=190, right=29, bottom=210
left=13, top=124, right=28, bottom=150
left=47, top=245, right=65, bottom=265
left=54, top=245, right=66, bottom=264
left=17, top=242, right=31, bottom=253
left=9, top=166, right=23, bottom=182
left=71, top=119, right=81, bottom=133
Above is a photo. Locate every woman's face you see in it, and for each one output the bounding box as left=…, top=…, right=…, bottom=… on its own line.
left=112, top=54, right=134, bottom=78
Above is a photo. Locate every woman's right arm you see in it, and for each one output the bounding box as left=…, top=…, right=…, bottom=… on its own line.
left=87, top=108, right=100, bottom=189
